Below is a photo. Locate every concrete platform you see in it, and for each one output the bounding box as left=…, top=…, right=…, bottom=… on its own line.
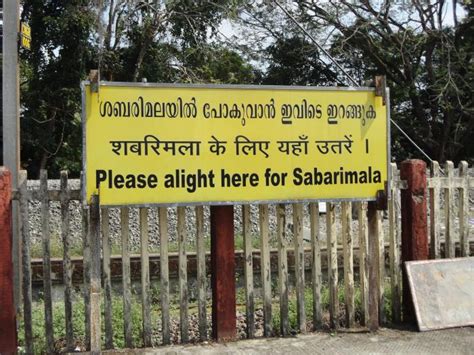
left=98, top=327, right=474, bottom=354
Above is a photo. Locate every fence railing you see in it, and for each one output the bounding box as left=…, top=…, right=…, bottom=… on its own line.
left=12, top=161, right=473, bottom=353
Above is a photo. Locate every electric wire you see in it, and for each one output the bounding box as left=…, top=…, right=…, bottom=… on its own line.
left=274, top=1, right=359, bottom=87
left=274, top=0, right=439, bottom=167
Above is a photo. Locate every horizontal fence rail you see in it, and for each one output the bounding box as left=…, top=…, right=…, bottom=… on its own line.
left=11, top=161, right=473, bottom=353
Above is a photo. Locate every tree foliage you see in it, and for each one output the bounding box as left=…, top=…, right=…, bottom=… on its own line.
left=17, top=0, right=473, bottom=176
left=20, top=0, right=95, bottom=175
left=247, top=0, right=473, bottom=163
left=19, top=0, right=252, bottom=177
left=263, top=37, right=337, bottom=85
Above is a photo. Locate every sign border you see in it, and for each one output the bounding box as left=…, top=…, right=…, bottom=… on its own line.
left=81, top=81, right=391, bottom=207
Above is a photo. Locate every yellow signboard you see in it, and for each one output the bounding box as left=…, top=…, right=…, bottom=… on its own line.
left=21, top=22, right=31, bottom=38
left=20, top=22, right=31, bottom=50
left=82, top=83, right=389, bottom=206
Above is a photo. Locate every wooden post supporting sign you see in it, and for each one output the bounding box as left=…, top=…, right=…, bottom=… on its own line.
left=400, top=159, right=428, bottom=324
left=211, top=205, right=236, bottom=342
left=367, top=201, right=380, bottom=331
left=89, top=195, right=102, bottom=354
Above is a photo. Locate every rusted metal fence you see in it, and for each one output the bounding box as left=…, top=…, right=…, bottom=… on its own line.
left=12, top=161, right=473, bottom=353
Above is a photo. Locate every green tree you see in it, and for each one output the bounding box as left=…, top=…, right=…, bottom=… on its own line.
left=20, top=0, right=95, bottom=176
left=19, top=0, right=254, bottom=176
left=235, top=0, right=473, bottom=163
left=295, top=0, right=474, bottom=163
left=263, top=36, right=337, bottom=85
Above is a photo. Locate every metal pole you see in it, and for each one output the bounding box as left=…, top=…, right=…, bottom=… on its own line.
left=2, top=0, right=21, bottom=312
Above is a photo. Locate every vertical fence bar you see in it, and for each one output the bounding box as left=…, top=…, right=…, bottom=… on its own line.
left=259, top=204, right=272, bottom=336
left=309, top=203, right=322, bottom=330
left=20, top=171, right=33, bottom=354
left=178, top=207, right=189, bottom=343
left=243, top=204, right=255, bottom=338
left=342, top=201, right=354, bottom=328
left=367, top=202, right=380, bottom=330
left=458, top=161, right=469, bottom=257
left=140, top=207, right=152, bottom=347
left=101, top=207, right=114, bottom=349
left=195, top=206, right=207, bottom=341
left=121, top=207, right=133, bottom=348
left=277, top=204, right=289, bottom=336
left=326, top=202, right=338, bottom=329
left=429, top=161, right=441, bottom=259
left=159, top=207, right=170, bottom=345
left=377, top=210, right=385, bottom=324
left=395, top=180, right=403, bottom=313
left=89, top=195, right=101, bottom=354
left=444, top=161, right=455, bottom=258
left=389, top=164, right=401, bottom=323
left=358, top=202, right=369, bottom=326
left=293, top=203, right=306, bottom=333
left=81, top=172, right=91, bottom=350
left=40, top=170, right=54, bottom=353
left=60, top=171, right=74, bottom=350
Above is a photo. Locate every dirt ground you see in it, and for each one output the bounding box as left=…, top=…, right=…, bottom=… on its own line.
left=96, top=326, right=474, bottom=354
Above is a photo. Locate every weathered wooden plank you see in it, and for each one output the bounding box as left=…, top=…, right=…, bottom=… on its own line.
left=89, top=195, right=101, bottom=354
left=140, top=207, right=152, bottom=347
left=19, top=171, right=34, bottom=354
left=378, top=210, right=386, bottom=324
left=309, top=203, right=322, bottom=330
left=259, top=204, right=272, bottom=336
left=429, top=161, right=441, bottom=259
left=13, top=175, right=474, bottom=201
left=195, top=205, right=207, bottom=341
left=293, top=203, right=306, bottom=333
left=341, top=201, right=354, bottom=328
left=389, top=164, right=401, bottom=323
left=101, top=207, right=114, bottom=349
left=243, top=204, right=255, bottom=338
left=40, top=170, right=54, bottom=353
left=81, top=172, right=91, bottom=350
left=277, top=204, right=289, bottom=336
left=177, top=206, right=189, bottom=343
left=10, top=173, right=470, bottom=202
left=60, top=171, right=74, bottom=351
left=367, top=202, right=380, bottom=330
left=358, top=202, right=369, bottom=326
left=444, top=161, right=455, bottom=258
left=428, top=176, right=474, bottom=189
left=357, top=202, right=369, bottom=325
left=458, top=161, right=469, bottom=257
left=326, top=202, right=338, bottom=329
left=121, top=207, right=133, bottom=348
left=159, top=207, right=171, bottom=345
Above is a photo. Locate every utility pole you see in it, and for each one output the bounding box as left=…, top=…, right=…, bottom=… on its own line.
left=2, top=0, right=21, bottom=311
